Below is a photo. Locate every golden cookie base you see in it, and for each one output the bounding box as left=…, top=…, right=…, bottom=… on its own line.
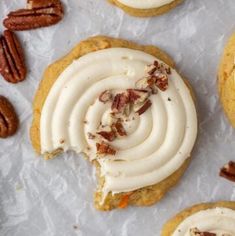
left=108, top=0, right=183, bottom=17
left=30, top=36, right=195, bottom=210
left=161, top=201, right=235, bottom=235
left=218, top=33, right=235, bottom=128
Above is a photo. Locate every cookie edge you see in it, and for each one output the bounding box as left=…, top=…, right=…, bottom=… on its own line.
left=108, top=0, right=183, bottom=17
left=161, top=201, right=235, bottom=235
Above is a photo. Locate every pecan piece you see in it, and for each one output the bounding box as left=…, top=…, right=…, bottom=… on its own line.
left=97, top=130, right=116, bottom=142
left=155, top=74, right=168, bottom=91
left=112, top=120, right=127, bottom=136
left=0, top=96, right=19, bottom=138
left=136, top=99, right=152, bottom=115
left=0, top=30, right=26, bottom=83
left=99, top=90, right=112, bottom=103
left=127, top=89, right=149, bottom=104
left=111, top=92, right=129, bottom=114
left=220, top=161, right=235, bottom=182
left=96, top=142, right=116, bottom=156
left=3, top=0, right=64, bottom=31
left=190, top=228, right=216, bottom=236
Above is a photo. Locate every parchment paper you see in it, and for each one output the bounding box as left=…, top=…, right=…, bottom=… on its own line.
left=0, top=0, right=235, bottom=235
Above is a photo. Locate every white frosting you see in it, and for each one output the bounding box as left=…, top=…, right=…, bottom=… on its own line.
left=116, top=0, right=175, bottom=9
left=173, top=207, right=235, bottom=236
left=40, top=48, right=197, bottom=197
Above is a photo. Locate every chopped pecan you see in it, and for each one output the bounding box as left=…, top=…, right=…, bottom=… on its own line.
left=136, top=99, right=152, bottom=115
left=3, top=0, right=64, bottom=31
left=112, top=120, right=127, bottom=136
left=111, top=92, right=129, bottom=113
left=0, top=30, right=26, bottom=83
left=190, top=228, right=216, bottom=236
left=0, top=96, right=19, bottom=138
left=99, top=90, right=112, bottom=103
left=155, top=74, right=168, bottom=91
left=97, top=130, right=116, bottom=142
left=220, top=161, right=235, bottom=182
left=96, top=142, right=116, bottom=156
left=127, top=89, right=149, bottom=104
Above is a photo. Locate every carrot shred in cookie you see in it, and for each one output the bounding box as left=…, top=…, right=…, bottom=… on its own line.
left=118, top=193, right=133, bottom=209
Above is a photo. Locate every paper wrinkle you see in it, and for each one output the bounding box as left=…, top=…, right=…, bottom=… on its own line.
left=0, top=0, right=235, bottom=235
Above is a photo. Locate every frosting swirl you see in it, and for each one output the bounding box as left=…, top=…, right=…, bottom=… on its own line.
left=173, top=207, right=235, bottom=236
left=40, top=48, right=197, bottom=196
left=116, top=0, right=175, bottom=9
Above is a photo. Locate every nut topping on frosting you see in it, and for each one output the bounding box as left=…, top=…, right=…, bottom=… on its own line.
left=136, top=60, right=171, bottom=93
left=99, top=90, right=113, bottom=104
left=220, top=161, right=235, bottom=182
left=96, top=142, right=116, bottom=156
left=190, top=228, right=216, bottom=236
left=93, top=60, right=171, bottom=158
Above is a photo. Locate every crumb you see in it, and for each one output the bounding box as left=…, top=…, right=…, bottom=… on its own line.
left=168, top=98, right=171, bottom=101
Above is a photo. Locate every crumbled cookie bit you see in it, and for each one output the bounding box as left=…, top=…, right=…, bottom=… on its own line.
left=220, top=161, right=235, bottom=182
left=168, top=97, right=172, bottom=101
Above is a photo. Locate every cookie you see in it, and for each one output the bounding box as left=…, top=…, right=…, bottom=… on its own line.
left=162, top=201, right=235, bottom=235
left=30, top=36, right=197, bottom=210
left=218, top=32, right=235, bottom=128
left=108, top=0, right=183, bottom=17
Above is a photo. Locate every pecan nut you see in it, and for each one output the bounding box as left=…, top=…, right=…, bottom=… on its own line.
left=136, top=99, right=152, bottom=116
left=220, top=161, right=235, bottom=182
left=3, top=0, right=64, bottom=31
left=96, top=142, right=116, bottom=156
left=0, top=30, right=26, bottom=83
left=190, top=228, right=216, bottom=236
left=0, top=96, right=19, bottom=138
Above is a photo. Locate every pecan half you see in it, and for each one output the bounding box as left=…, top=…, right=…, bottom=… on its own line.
left=190, top=228, right=216, bottom=236
left=220, top=161, right=235, bottom=182
left=0, top=30, right=26, bottom=83
left=0, top=96, right=19, bottom=138
left=136, top=99, right=152, bottom=115
left=96, top=142, right=116, bottom=156
left=3, top=0, right=64, bottom=31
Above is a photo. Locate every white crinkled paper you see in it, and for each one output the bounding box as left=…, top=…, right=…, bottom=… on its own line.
left=0, top=0, right=235, bottom=235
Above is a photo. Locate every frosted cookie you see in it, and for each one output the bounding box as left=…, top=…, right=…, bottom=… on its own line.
left=162, top=201, right=235, bottom=236
left=218, top=33, right=235, bottom=128
left=108, top=0, right=183, bottom=17
left=30, top=36, right=198, bottom=210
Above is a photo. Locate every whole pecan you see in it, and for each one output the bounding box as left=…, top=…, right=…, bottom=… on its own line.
left=0, top=30, right=26, bottom=83
left=3, top=0, right=64, bottom=31
left=220, top=161, right=235, bottom=182
left=0, top=96, right=19, bottom=138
